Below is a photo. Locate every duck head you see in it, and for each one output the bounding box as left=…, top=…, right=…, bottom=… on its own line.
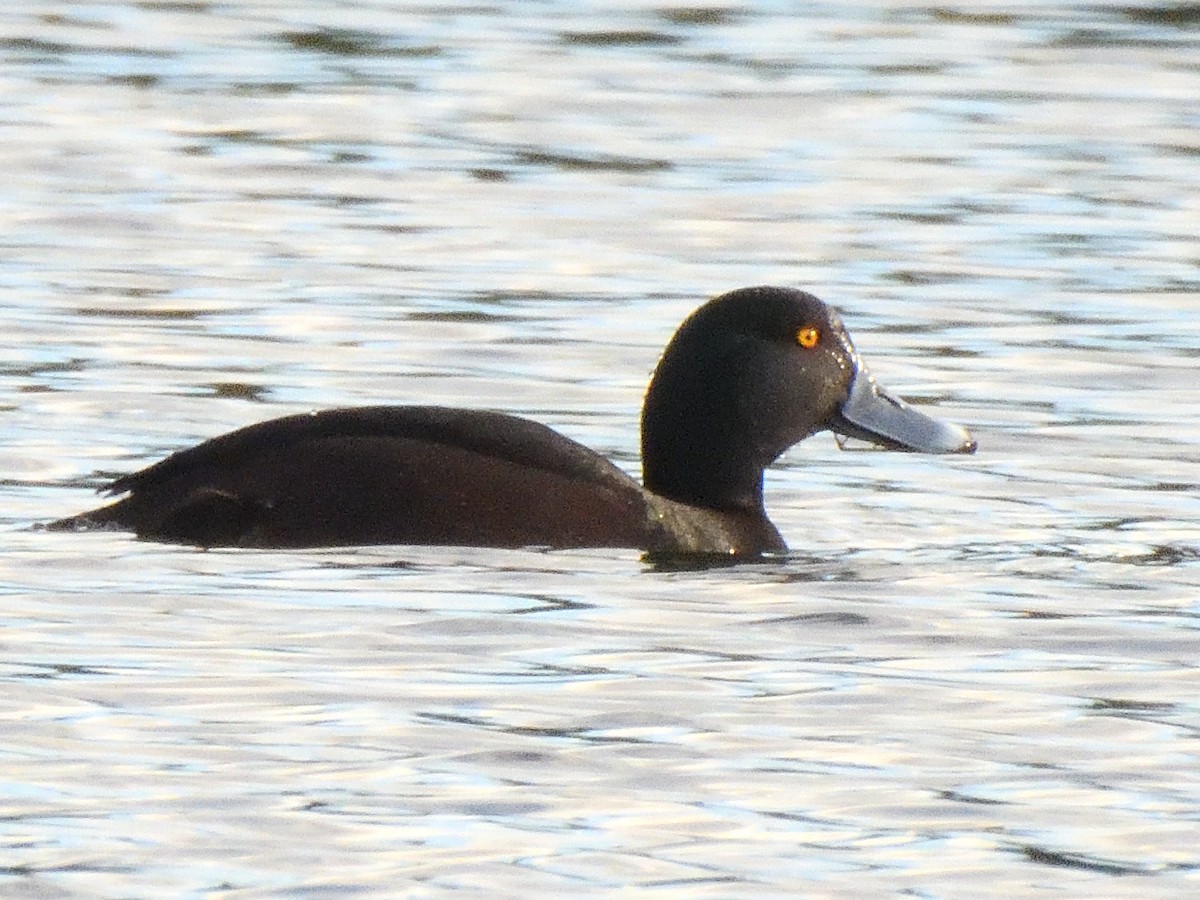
left=640, top=286, right=975, bottom=512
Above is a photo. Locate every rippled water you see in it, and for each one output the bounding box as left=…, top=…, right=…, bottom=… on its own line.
left=2, top=2, right=1198, bottom=896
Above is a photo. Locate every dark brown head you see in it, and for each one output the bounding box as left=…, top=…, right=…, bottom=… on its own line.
left=641, top=286, right=974, bottom=511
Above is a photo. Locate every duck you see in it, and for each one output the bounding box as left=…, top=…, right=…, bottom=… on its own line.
left=50, top=286, right=976, bottom=556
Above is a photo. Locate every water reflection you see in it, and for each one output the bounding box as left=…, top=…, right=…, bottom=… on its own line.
left=2, top=1, right=1199, bottom=896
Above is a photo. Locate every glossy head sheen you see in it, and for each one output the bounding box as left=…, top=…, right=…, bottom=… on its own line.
left=640, top=286, right=975, bottom=512
left=641, top=286, right=861, bottom=509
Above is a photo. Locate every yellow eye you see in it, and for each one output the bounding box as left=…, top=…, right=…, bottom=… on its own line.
left=796, top=326, right=820, bottom=349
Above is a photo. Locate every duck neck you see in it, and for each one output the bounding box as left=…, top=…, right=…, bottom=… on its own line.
left=641, top=410, right=768, bottom=513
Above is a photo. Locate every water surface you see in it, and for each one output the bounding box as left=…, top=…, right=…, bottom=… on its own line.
left=2, top=2, right=1198, bottom=896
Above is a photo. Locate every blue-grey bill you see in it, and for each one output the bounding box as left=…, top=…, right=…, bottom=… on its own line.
left=833, top=365, right=976, bottom=454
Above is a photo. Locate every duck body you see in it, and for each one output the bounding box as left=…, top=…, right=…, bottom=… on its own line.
left=52, top=287, right=975, bottom=556
left=72, top=405, right=781, bottom=554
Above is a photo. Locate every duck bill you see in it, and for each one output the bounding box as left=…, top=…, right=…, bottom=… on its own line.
left=831, top=363, right=976, bottom=454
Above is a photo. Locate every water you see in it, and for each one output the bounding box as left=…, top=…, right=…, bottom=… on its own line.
left=2, top=1, right=1198, bottom=896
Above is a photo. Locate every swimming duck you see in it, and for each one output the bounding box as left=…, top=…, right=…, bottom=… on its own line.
left=51, top=286, right=975, bottom=555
